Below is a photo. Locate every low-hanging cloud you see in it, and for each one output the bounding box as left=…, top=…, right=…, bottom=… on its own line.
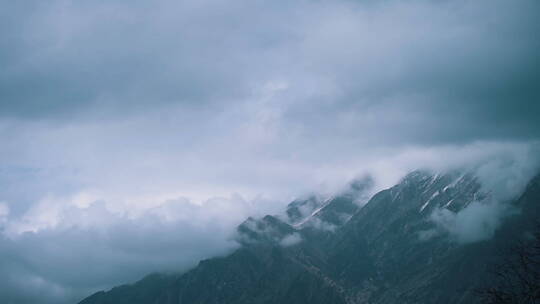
left=279, top=233, right=302, bottom=247
left=430, top=201, right=518, bottom=244
left=0, top=194, right=274, bottom=304
left=421, top=146, right=540, bottom=244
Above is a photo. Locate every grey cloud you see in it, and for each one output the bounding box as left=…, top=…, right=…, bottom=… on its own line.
left=283, top=0, right=540, bottom=145
left=279, top=233, right=302, bottom=247
left=430, top=201, right=517, bottom=244
left=0, top=0, right=299, bottom=120
left=0, top=196, right=260, bottom=304
left=0, top=0, right=538, bottom=145
left=425, top=148, right=540, bottom=244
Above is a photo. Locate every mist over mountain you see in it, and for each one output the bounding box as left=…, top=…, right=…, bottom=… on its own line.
left=1, top=0, right=539, bottom=303
left=78, top=169, right=540, bottom=304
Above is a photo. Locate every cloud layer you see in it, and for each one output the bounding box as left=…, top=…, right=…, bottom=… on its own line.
left=1, top=0, right=539, bottom=303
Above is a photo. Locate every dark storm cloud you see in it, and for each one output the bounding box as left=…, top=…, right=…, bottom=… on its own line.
left=283, top=0, right=540, bottom=145
left=0, top=0, right=299, bottom=119
left=1, top=0, right=539, bottom=303
left=1, top=0, right=538, bottom=144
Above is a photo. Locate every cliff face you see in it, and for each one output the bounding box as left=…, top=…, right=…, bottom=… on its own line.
left=79, top=171, right=540, bottom=304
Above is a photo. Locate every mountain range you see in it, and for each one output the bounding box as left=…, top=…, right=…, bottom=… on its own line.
left=79, top=170, right=540, bottom=304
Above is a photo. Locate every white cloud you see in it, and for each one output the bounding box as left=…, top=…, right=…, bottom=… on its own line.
left=0, top=202, right=9, bottom=225
left=279, top=233, right=302, bottom=247
left=0, top=193, right=271, bottom=303
left=430, top=201, right=519, bottom=244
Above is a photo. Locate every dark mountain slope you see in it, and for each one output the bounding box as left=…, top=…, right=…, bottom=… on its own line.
left=326, top=171, right=540, bottom=303
left=79, top=273, right=176, bottom=304
left=157, top=245, right=347, bottom=304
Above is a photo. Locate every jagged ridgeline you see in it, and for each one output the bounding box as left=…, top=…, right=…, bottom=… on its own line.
left=79, top=170, right=540, bottom=304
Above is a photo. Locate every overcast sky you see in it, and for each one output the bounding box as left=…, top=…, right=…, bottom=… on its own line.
left=1, top=0, right=540, bottom=303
